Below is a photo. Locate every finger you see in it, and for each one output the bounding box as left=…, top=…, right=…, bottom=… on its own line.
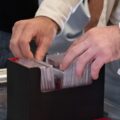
left=75, top=47, right=96, bottom=77
left=91, top=57, right=104, bottom=80
left=60, top=39, right=90, bottom=70
left=68, top=38, right=83, bottom=49
left=10, top=24, right=25, bottom=58
left=18, top=28, right=34, bottom=59
left=35, top=38, right=52, bottom=60
left=66, top=35, right=87, bottom=53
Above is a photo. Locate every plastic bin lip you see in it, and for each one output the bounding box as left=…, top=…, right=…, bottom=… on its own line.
left=0, top=68, right=7, bottom=84
left=0, top=69, right=7, bottom=120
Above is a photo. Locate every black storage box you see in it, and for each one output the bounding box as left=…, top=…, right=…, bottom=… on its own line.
left=7, top=59, right=105, bottom=120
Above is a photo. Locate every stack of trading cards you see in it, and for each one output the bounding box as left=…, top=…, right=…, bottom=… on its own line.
left=46, top=53, right=92, bottom=89
left=16, top=52, right=92, bottom=92
left=16, top=59, right=64, bottom=92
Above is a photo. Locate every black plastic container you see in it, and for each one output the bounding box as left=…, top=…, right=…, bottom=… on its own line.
left=7, top=59, right=105, bottom=120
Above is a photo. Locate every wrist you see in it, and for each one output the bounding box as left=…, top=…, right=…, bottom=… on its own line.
left=35, top=16, right=60, bottom=34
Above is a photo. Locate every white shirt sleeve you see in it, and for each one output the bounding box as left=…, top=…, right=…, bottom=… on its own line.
left=35, top=0, right=82, bottom=32
left=110, top=0, right=120, bottom=24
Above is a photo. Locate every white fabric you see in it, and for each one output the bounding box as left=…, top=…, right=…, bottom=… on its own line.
left=36, top=0, right=119, bottom=31
left=36, top=0, right=120, bottom=32
left=35, top=0, right=82, bottom=31
left=97, top=0, right=108, bottom=26
left=110, top=1, right=120, bottom=24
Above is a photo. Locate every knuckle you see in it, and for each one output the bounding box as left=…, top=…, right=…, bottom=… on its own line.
left=14, top=20, right=22, bottom=26
left=12, top=20, right=25, bottom=32
left=9, top=40, right=17, bottom=49
left=14, top=20, right=27, bottom=28
left=19, top=38, right=27, bottom=45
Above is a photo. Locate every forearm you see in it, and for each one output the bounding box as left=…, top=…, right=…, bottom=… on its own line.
left=35, top=0, right=82, bottom=32
left=85, top=0, right=104, bottom=31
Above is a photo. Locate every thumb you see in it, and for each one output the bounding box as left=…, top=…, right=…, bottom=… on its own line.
left=35, top=38, right=52, bottom=60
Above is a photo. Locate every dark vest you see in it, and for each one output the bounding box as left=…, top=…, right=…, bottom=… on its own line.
left=0, top=0, right=38, bottom=32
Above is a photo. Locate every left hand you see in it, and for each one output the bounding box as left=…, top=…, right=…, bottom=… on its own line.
left=9, top=17, right=58, bottom=60
left=60, top=25, right=120, bottom=80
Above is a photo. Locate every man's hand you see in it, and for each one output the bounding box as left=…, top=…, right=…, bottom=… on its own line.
left=60, top=25, right=120, bottom=80
left=10, top=16, right=58, bottom=60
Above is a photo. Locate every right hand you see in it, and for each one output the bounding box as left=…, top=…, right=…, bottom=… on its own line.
left=60, top=25, right=120, bottom=80
left=10, top=16, right=58, bottom=60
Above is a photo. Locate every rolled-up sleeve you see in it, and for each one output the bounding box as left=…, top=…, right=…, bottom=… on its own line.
left=35, top=0, right=82, bottom=32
